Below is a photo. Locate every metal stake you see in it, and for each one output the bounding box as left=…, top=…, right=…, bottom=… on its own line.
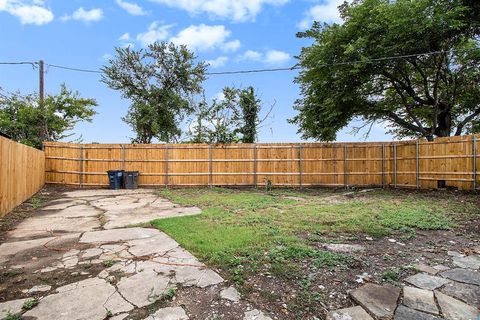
left=393, top=144, right=397, bottom=188
left=121, top=145, right=126, bottom=171
left=253, top=145, right=258, bottom=189
left=299, top=144, right=303, bottom=191
left=165, top=144, right=169, bottom=189
left=416, top=139, right=420, bottom=190
left=79, top=145, right=83, bottom=189
left=381, top=144, right=386, bottom=189
left=344, top=144, right=348, bottom=190
left=474, top=135, right=477, bottom=192
left=209, top=144, right=213, bottom=189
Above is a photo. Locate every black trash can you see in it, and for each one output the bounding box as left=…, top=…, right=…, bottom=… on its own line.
left=107, top=170, right=124, bottom=190
left=123, top=171, right=139, bottom=189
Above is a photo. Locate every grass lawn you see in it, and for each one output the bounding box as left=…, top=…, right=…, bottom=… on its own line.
left=151, top=188, right=479, bottom=318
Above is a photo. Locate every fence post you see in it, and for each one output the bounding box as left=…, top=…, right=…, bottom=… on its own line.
left=393, top=144, right=397, bottom=189
left=121, top=144, right=126, bottom=171
left=382, top=143, right=386, bottom=189
left=209, top=144, right=213, bottom=189
left=165, top=144, right=169, bottom=189
left=79, top=145, right=83, bottom=189
left=416, top=139, right=420, bottom=190
left=299, top=144, right=303, bottom=191
left=344, top=144, right=348, bottom=190
left=474, top=135, right=477, bottom=193
left=253, top=145, right=258, bottom=189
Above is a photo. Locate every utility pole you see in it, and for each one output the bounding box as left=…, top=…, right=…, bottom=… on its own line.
left=39, top=60, right=45, bottom=144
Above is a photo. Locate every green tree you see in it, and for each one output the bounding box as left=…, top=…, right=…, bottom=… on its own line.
left=188, top=87, right=267, bottom=144
left=0, top=84, right=97, bottom=149
left=291, top=0, right=480, bottom=141
left=101, top=42, right=207, bottom=143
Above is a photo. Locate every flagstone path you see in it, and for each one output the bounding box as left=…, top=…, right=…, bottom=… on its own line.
left=0, top=189, right=272, bottom=320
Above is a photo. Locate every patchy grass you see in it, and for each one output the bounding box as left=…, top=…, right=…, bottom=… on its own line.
left=151, top=187, right=479, bottom=318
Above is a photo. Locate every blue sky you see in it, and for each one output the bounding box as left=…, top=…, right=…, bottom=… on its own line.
left=0, top=0, right=393, bottom=143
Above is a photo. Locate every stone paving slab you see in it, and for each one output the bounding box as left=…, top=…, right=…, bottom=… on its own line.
left=326, top=306, right=374, bottom=320
left=143, top=306, right=189, bottom=320
left=439, top=281, right=480, bottom=307
left=350, top=283, right=400, bottom=319
left=23, top=277, right=134, bottom=320
left=394, top=305, right=442, bottom=320
left=440, top=268, right=480, bottom=286
left=403, top=286, right=438, bottom=315
left=0, top=298, right=29, bottom=319
left=451, top=255, right=480, bottom=270
left=434, top=291, right=479, bottom=320
left=403, top=273, right=450, bottom=290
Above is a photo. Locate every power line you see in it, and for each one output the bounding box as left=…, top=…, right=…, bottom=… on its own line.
left=0, top=61, right=37, bottom=67
left=0, top=48, right=477, bottom=76
left=46, top=64, right=102, bottom=74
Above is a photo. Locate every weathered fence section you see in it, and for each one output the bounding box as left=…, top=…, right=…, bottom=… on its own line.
left=44, top=134, right=479, bottom=191
left=0, top=136, right=45, bottom=217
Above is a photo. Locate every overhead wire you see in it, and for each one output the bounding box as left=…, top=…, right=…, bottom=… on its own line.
left=0, top=48, right=477, bottom=76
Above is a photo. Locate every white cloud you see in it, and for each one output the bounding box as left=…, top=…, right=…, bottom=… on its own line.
left=264, top=50, right=290, bottom=65
left=207, top=56, right=228, bottom=68
left=170, top=24, right=240, bottom=52
left=238, top=49, right=290, bottom=65
left=0, top=0, right=53, bottom=25
left=62, top=7, right=103, bottom=23
left=136, top=21, right=172, bottom=46
left=222, top=40, right=241, bottom=52
left=238, top=50, right=262, bottom=61
left=148, top=0, right=288, bottom=22
left=116, top=0, right=147, bottom=16
left=298, top=0, right=345, bottom=29
left=119, top=32, right=131, bottom=41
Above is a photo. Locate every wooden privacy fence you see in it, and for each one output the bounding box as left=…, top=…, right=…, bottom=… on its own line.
left=44, top=134, right=479, bottom=191
left=0, top=136, right=45, bottom=217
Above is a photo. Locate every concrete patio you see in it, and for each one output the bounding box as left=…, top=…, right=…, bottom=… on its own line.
left=0, top=189, right=271, bottom=320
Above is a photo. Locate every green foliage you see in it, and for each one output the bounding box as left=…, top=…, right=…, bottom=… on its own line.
left=0, top=84, right=97, bottom=149
left=4, top=313, right=22, bottom=320
left=22, top=298, right=39, bottom=310
left=105, top=310, right=113, bottom=319
left=292, top=0, right=480, bottom=141
left=188, top=86, right=264, bottom=143
left=103, top=259, right=115, bottom=267
left=102, top=42, right=206, bottom=143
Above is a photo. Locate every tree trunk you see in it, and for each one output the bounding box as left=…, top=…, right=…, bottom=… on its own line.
left=433, top=109, right=452, bottom=138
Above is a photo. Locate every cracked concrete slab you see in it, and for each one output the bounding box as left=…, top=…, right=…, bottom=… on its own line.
left=116, top=269, right=171, bottom=307
left=23, top=278, right=133, bottom=320
left=0, top=298, right=29, bottom=318
left=144, top=306, right=189, bottom=320
left=80, top=227, right=160, bottom=243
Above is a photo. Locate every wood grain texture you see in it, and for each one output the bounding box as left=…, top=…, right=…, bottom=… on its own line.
left=0, top=136, right=45, bottom=217
left=43, top=134, right=479, bottom=191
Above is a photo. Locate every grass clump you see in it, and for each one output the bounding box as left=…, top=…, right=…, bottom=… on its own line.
left=22, top=298, right=39, bottom=310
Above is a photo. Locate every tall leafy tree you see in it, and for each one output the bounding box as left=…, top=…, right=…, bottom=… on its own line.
left=0, top=84, right=97, bottom=149
left=188, top=86, right=267, bottom=143
left=291, top=0, right=480, bottom=141
left=102, top=42, right=207, bottom=143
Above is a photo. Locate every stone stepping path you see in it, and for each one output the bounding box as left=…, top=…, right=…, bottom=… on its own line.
left=0, top=189, right=273, bottom=320
left=327, top=250, right=480, bottom=320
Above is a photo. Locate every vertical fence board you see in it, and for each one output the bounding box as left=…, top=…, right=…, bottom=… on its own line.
left=0, top=136, right=45, bottom=217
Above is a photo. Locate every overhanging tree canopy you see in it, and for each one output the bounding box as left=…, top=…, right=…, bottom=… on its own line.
left=291, top=0, right=480, bottom=141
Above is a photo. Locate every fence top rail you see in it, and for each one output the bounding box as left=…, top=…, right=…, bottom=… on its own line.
left=42, top=134, right=479, bottom=150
